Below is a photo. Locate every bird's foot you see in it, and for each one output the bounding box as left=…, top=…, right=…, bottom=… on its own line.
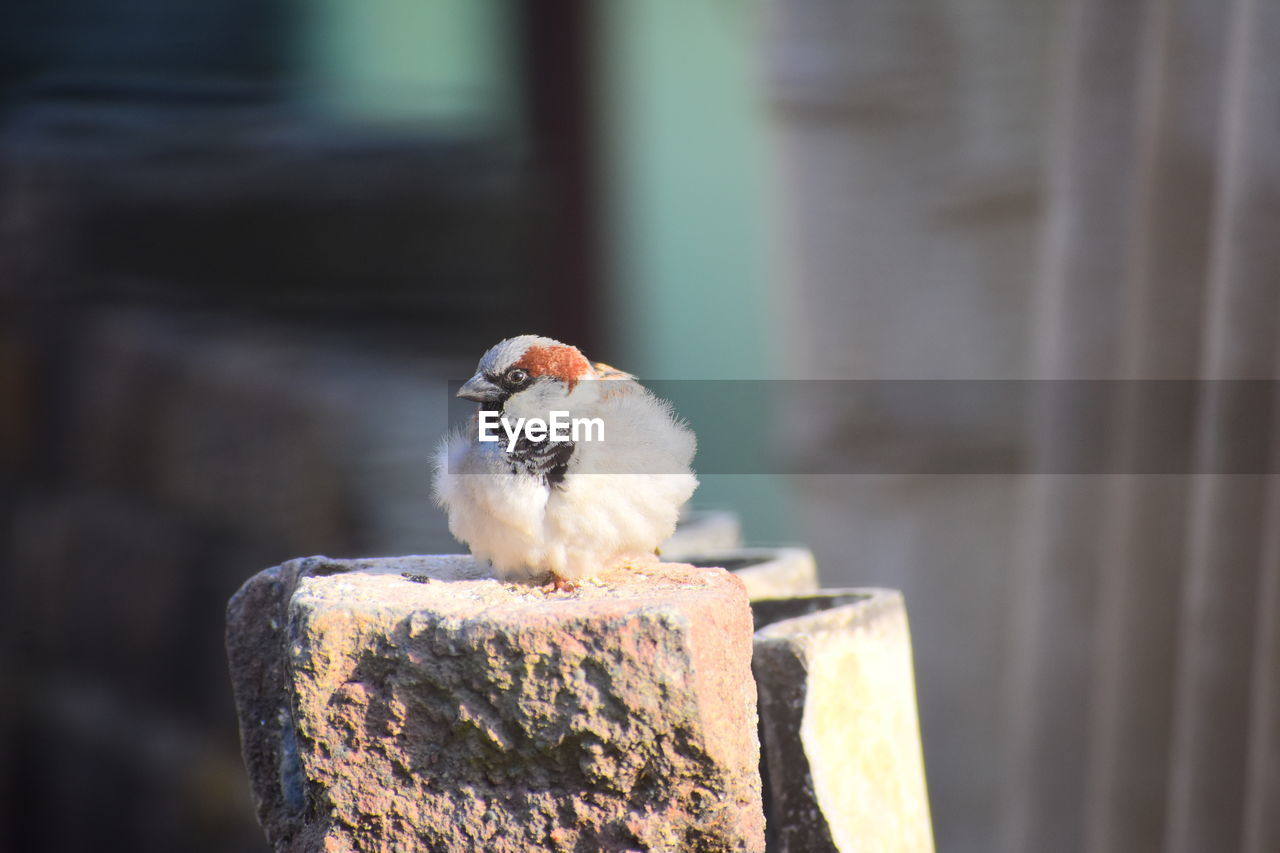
left=545, top=574, right=578, bottom=593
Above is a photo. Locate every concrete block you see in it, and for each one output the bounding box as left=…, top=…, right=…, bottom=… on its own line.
left=227, top=555, right=765, bottom=852
left=753, top=590, right=934, bottom=852
left=660, top=510, right=743, bottom=559
left=684, top=547, right=819, bottom=601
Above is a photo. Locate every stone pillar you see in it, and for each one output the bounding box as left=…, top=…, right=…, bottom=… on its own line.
left=753, top=590, right=935, bottom=852
left=226, top=555, right=765, bottom=852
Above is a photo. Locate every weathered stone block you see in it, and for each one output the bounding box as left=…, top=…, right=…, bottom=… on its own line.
left=753, top=590, right=934, bottom=852
left=684, top=547, right=819, bottom=601
left=227, top=556, right=765, bottom=852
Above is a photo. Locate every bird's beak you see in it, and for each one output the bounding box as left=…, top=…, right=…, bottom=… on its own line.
left=457, top=374, right=503, bottom=403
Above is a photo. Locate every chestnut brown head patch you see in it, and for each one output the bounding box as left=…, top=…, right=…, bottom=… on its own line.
left=514, top=345, right=592, bottom=390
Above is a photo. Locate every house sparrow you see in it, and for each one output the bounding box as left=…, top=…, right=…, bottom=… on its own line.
left=433, top=335, right=698, bottom=589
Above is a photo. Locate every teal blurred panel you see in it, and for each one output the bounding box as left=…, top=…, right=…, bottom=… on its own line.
left=297, top=0, right=517, bottom=128
left=596, top=0, right=793, bottom=544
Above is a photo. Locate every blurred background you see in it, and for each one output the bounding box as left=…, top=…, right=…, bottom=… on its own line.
left=2, top=1, right=1278, bottom=852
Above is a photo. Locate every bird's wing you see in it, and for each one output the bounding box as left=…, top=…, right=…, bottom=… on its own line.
left=592, top=362, right=640, bottom=400
left=592, top=361, right=635, bottom=381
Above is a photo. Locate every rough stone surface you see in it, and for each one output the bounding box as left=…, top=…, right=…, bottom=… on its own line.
left=227, top=555, right=764, bottom=852
left=753, top=590, right=934, bottom=853
left=683, top=547, right=819, bottom=601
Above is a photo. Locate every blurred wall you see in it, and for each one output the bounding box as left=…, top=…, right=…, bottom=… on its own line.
left=595, top=0, right=793, bottom=543
left=761, top=1, right=1054, bottom=851
left=1005, top=1, right=1280, bottom=852
left=0, top=3, right=567, bottom=851
left=17, top=3, right=1277, bottom=853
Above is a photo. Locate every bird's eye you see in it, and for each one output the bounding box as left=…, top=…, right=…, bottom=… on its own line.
left=505, top=368, right=529, bottom=386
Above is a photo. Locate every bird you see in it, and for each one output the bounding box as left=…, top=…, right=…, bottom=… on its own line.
left=433, top=334, right=698, bottom=589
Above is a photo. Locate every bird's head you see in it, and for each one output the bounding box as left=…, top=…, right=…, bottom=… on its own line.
left=457, top=335, right=593, bottom=414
